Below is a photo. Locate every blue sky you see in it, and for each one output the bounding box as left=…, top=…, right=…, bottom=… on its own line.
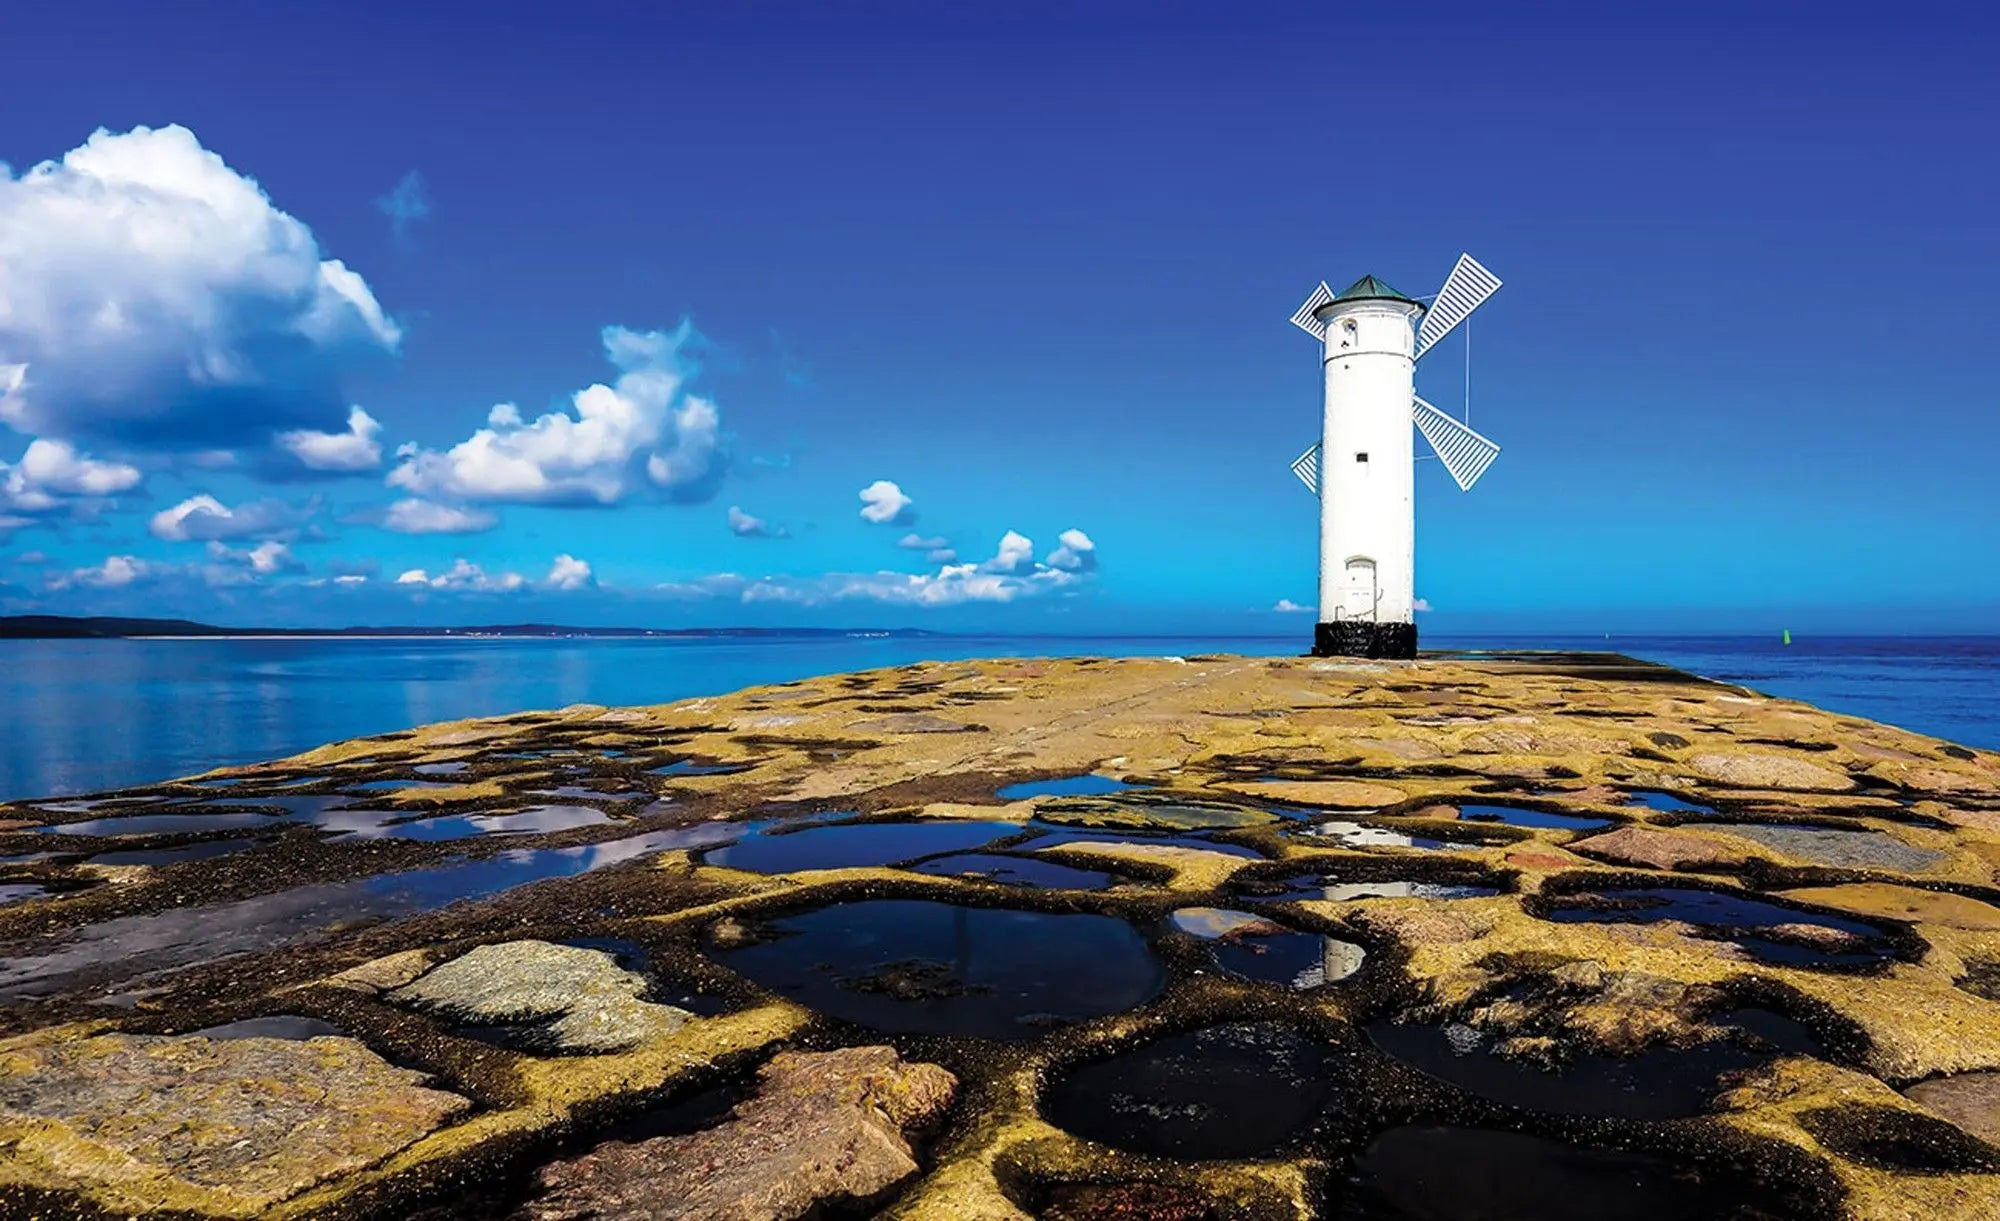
left=1, top=0, right=1995, bottom=634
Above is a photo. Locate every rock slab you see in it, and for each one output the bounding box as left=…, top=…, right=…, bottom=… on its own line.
left=0, top=1031, right=467, bottom=1211
left=526, top=1045, right=956, bottom=1220
left=391, top=939, right=691, bottom=1054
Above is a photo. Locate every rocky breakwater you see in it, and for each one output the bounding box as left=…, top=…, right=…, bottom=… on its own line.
left=0, top=652, right=1996, bottom=1217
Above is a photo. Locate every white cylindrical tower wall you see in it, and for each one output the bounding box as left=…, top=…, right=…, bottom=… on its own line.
left=1314, top=297, right=1419, bottom=656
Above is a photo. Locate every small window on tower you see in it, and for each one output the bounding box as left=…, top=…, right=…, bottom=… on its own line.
left=1355, top=452, right=1369, bottom=463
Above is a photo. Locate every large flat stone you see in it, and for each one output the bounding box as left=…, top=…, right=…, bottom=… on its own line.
left=526, top=1045, right=955, bottom=1220
left=1569, top=826, right=1752, bottom=871
left=0, top=1031, right=467, bottom=1211
left=1688, top=752, right=1854, bottom=792
left=1686, top=823, right=1946, bottom=873
left=1907, top=1072, right=2000, bottom=1146
left=390, top=940, right=689, bottom=1054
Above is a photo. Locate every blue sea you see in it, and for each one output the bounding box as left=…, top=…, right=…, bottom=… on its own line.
left=2, top=633, right=1994, bottom=801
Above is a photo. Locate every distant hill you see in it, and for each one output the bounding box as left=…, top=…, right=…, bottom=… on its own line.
left=0, top=615, right=942, bottom=640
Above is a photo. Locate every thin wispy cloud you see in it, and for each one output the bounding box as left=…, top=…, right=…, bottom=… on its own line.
left=375, top=170, right=432, bottom=244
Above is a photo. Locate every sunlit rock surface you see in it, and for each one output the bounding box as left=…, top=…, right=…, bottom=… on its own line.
left=0, top=652, right=1997, bottom=1217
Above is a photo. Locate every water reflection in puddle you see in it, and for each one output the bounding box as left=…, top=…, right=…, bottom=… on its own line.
left=39, top=811, right=286, bottom=837
left=0, top=883, right=50, bottom=907
left=0, top=826, right=736, bottom=1003
left=907, top=853, right=1120, bottom=890
left=1621, top=790, right=1715, bottom=814
left=342, top=780, right=463, bottom=793
left=530, top=785, right=650, bottom=803
left=710, top=899, right=1163, bottom=1040
left=1028, top=828, right=1265, bottom=860
left=1172, top=910, right=1365, bottom=989
left=1540, top=886, right=1897, bottom=967
left=339, top=805, right=615, bottom=842
left=413, top=762, right=471, bottom=776
left=1301, top=821, right=1467, bottom=851
left=1366, top=1016, right=1799, bottom=1118
left=649, top=758, right=751, bottom=778
left=1458, top=805, right=1610, bottom=832
left=191, top=1015, right=346, bottom=1040
left=996, top=774, right=1144, bottom=801
left=1249, top=875, right=1500, bottom=903
left=32, top=796, right=170, bottom=814
left=1343, top=1126, right=1759, bottom=1220
left=1043, top=1022, right=1334, bottom=1158
left=703, top=820, right=1015, bottom=873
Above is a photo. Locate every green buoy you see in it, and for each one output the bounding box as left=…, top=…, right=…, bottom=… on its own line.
left=1782, top=629, right=1792, bottom=646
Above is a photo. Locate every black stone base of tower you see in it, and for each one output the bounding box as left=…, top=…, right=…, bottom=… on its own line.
left=1312, top=621, right=1417, bottom=660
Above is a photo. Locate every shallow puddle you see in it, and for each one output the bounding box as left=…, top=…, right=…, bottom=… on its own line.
left=1042, top=1021, right=1334, bottom=1158
left=1366, top=1019, right=1784, bottom=1118
left=529, top=785, right=651, bottom=803
left=1539, top=886, right=1898, bottom=967
left=0, top=826, right=736, bottom=1003
left=344, top=805, right=617, bottom=841
left=1202, top=921, right=1365, bottom=989
left=1028, top=827, right=1265, bottom=860
left=1457, top=804, right=1610, bottom=832
left=87, top=840, right=264, bottom=868
left=342, top=779, right=463, bottom=793
left=1621, top=790, right=1715, bottom=814
left=38, top=811, right=287, bottom=837
left=413, top=762, right=471, bottom=776
left=649, top=758, right=751, bottom=777
left=31, top=796, right=169, bottom=813
left=709, top=899, right=1163, bottom=1040
left=0, top=883, right=50, bottom=907
left=191, top=1015, right=346, bottom=1040
left=1301, top=820, right=1471, bottom=851
left=906, top=853, right=1121, bottom=890
left=702, top=820, right=1015, bottom=873
left=1248, top=874, right=1500, bottom=904
left=1341, top=1126, right=1763, bottom=1220
left=996, top=774, right=1144, bottom=801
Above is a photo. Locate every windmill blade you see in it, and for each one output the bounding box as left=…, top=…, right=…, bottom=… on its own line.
left=1290, top=282, right=1334, bottom=340
left=1290, top=444, right=1321, bottom=495
left=1414, top=253, right=1501, bottom=359
left=1412, top=396, right=1500, bottom=491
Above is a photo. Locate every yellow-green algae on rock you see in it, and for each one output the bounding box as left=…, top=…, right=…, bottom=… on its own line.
left=0, top=653, right=1997, bottom=1217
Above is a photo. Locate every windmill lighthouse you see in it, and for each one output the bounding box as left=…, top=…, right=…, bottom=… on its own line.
left=1289, top=254, right=1503, bottom=659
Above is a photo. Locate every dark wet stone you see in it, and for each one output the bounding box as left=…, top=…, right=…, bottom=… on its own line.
left=710, top=899, right=1163, bottom=1040
left=88, top=839, right=263, bottom=867
left=906, top=852, right=1120, bottom=890
left=1039, top=1182, right=1215, bottom=1221
left=1539, top=886, right=1898, bottom=967
left=1042, top=1021, right=1334, bottom=1159
left=703, top=820, right=1015, bottom=873
left=1799, top=1105, right=2000, bottom=1172
left=1648, top=732, right=1691, bottom=749
left=1340, top=1126, right=1762, bottom=1220
left=1367, top=1019, right=1777, bottom=1119
left=996, top=774, right=1145, bottom=801
left=1684, top=822, right=1946, bottom=873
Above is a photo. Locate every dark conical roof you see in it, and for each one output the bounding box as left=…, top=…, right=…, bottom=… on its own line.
left=1330, top=275, right=1422, bottom=307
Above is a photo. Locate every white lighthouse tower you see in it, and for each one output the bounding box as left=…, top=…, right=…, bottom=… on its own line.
left=1289, top=256, right=1504, bottom=659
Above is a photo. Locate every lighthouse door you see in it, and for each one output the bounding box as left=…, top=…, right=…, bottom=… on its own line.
left=1341, top=558, right=1378, bottom=622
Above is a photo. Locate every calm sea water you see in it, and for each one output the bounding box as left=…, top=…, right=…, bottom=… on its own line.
left=1, top=633, right=1993, bottom=800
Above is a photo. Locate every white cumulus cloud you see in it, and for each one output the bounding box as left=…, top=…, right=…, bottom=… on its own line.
left=276, top=406, right=382, bottom=472
left=389, top=322, right=726, bottom=506
left=858, top=480, right=914, bottom=525
left=984, top=530, right=1035, bottom=574
left=546, top=554, right=594, bottom=590
left=728, top=505, right=786, bottom=539
left=1045, top=528, right=1097, bottom=573
left=149, top=493, right=309, bottom=542
left=0, top=125, right=399, bottom=448
left=2, top=439, right=144, bottom=522
left=52, top=554, right=152, bottom=590
left=1273, top=598, right=1313, bottom=613
left=395, top=559, right=526, bottom=593
left=378, top=498, right=497, bottom=535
